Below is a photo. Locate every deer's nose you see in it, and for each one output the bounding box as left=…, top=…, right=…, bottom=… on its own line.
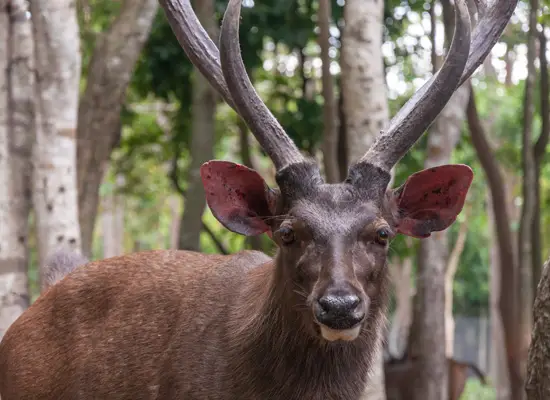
left=314, top=294, right=365, bottom=330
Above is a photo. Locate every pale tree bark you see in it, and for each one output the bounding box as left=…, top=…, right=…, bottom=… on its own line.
left=412, top=1, right=471, bottom=396
left=101, top=174, right=125, bottom=258
left=0, top=5, right=12, bottom=336
left=341, top=0, right=388, bottom=398
left=387, top=249, right=414, bottom=359
left=169, top=195, right=182, bottom=250
left=30, top=0, right=83, bottom=277
left=178, top=0, right=217, bottom=251
left=517, top=2, right=538, bottom=380
left=0, top=0, right=34, bottom=339
left=318, top=0, right=339, bottom=183
left=342, top=0, right=389, bottom=164
left=504, top=46, right=515, bottom=88
left=77, top=0, right=158, bottom=258
left=444, top=211, right=469, bottom=357
left=526, top=257, right=550, bottom=399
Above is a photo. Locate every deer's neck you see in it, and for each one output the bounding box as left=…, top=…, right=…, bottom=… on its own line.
left=225, top=258, right=380, bottom=399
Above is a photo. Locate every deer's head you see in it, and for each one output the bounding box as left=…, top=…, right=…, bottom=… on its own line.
left=162, top=0, right=516, bottom=342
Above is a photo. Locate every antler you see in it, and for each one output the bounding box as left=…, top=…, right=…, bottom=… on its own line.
left=358, top=0, right=518, bottom=173
left=159, top=0, right=305, bottom=171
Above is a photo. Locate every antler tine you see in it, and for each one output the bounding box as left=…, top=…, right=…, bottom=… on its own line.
left=459, top=0, right=519, bottom=86
left=357, top=0, right=471, bottom=173
left=159, top=0, right=237, bottom=111
left=219, top=0, right=305, bottom=171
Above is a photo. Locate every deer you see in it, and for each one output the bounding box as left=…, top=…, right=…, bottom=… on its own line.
left=0, top=0, right=517, bottom=399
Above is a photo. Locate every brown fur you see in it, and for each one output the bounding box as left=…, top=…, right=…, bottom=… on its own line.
left=385, top=357, right=487, bottom=400
left=0, top=160, right=472, bottom=399
left=0, top=176, right=393, bottom=400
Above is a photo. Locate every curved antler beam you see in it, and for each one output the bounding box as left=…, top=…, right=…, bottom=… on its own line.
left=358, top=0, right=472, bottom=172
left=459, top=0, right=519, bottom=86
left=159, top=0, right=305, bottom=172
left=220, top=0, right=305, bottom=170
left=159, top=0, right=237, bottom=111
left=357, top=0, right=518, bottom=175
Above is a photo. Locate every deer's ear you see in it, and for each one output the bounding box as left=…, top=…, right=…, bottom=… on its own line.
left=200, top=161, right=278, bottom=236
left=392, top=164, right=473, bottom=238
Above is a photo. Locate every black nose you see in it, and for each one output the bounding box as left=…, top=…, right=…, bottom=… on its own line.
left=315, top=294, right=365, bottom=330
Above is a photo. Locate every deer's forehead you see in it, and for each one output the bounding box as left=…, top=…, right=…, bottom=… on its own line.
left=289, top=195, right=380, bottom=236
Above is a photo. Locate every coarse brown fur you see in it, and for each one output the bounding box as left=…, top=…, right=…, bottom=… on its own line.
left=0, top=172, right=396, bottom=400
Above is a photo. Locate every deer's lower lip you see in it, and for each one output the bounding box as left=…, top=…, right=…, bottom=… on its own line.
left=318, top=324, right=362, bottom=342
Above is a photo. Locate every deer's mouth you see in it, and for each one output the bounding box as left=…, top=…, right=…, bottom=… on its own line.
left=318, top=324, right=362, bottom=342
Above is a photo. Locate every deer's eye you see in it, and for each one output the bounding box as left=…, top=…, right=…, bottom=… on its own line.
left=375, top=228, right=389, bottom=245
left=278, top=226, right=296, bottom=245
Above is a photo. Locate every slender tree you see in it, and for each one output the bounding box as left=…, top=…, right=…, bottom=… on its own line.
left=517, top=0, right=539, bottom=359
left=0, top=0, right=34, bottom=338
left=177, top=0, right=218, bottom=251
left=411, top=1, right=471, bottom=397
left=77, top=0, right=159, bottom=257
left=341, top=0, right=388, bottom=397
left=318, top=0, right=339, bottom=183
left=30, top=0, right=83, bottom=273
left=532, top=27, right=549, bottom=293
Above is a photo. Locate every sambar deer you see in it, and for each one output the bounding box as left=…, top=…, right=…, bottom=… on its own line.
left=0, top=0, right=517, bottom=398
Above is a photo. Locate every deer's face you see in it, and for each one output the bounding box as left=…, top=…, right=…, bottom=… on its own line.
left=271, top=185, right=395, bottom=341
left=201, top=160, right=472, bottom=343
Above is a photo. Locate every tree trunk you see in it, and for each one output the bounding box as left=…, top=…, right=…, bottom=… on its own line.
left=467, top=87, right=523, bottom=400
left=412, top=2, right=471, bottom=395
left=0, top=4, right=12, bottom=336
left=178, top=0, right=217, bottom=251
left=526, top=257, right=550, bottom=399
left=387, top=251, right=414, bottom=359
left=238, top=119, right=262, bottom=251
left=337, top=87, right=348, bottom=178
left=516, top=3, right=538, bottom=384
left=445, top=211, right=468, bottom=357
left=341, top=1, right=388, bottom=398
left=413, top=83, right=469, bottom=398
left=505, top=48, right=515, bottom=88
left=488, top=191, right=512, bottom=399
left=101, top=175, right=125, bottom=259
left=169, top=195, right=182, bottom=250
left=0, top=0, right=34, bottom=339
left=318, top=0, right=339, bottom=183
left=30, top=0, right=83, bottom=278
left=77, top=0, right=159, bottom=258
left=342, top=0, right=389, bottom=164
left=532, top=28, right=549, bottom=292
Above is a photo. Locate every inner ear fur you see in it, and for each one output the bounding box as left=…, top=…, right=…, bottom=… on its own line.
left=200, top=161, right=279, bottom=237
left=392, top=164, right=473, bottom=238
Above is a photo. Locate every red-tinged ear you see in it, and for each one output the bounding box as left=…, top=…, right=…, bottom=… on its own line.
left=200, top=161, right=278, bottom=236
left=393, top=164, right=473, bottom=239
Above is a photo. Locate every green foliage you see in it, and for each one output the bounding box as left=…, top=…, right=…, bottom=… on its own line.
left=461, top=379, right=496, bottom=400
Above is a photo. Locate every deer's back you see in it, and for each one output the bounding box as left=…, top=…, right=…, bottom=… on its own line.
left=0, top=249, right=271, bottom=399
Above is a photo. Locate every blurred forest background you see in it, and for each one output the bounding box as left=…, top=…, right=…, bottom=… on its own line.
left=1, top=0, right=550, bottom=399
